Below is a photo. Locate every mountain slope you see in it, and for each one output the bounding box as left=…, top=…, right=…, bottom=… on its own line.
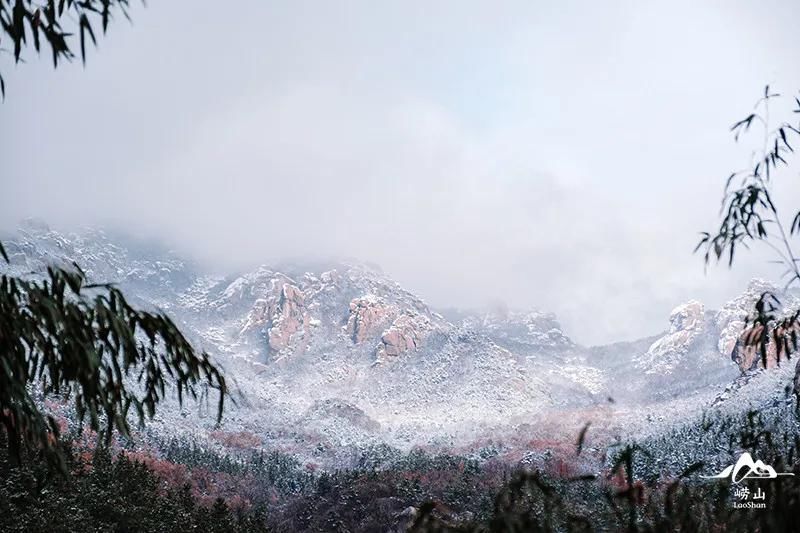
left=4, top=222, right=794, bottom=464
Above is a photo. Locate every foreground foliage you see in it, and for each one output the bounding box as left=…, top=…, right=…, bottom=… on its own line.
left=0, top=242, right=227, bottom=468
left=0, top=0, right=139, bottom=97
left=698, top=87, right=800, bottom=377
left=3, top=404, right=800, bottom=532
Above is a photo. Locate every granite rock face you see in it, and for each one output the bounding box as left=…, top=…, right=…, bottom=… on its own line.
left=635, top=300, right=706, bottom=374
left=714, top=279, right=777, bottom=369
left=712, top=279, right=800, bottom=372
left=267, top=283, right=309, bottom=354
left=345, top=295, right=396, bottom=345
left=377, top=310, right=434, bottom=361
left=631, top=278, right=800, bottom=378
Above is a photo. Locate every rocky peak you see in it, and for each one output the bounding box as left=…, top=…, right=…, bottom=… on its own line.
left=701, top=278, right=800, bottom=372
left=714, top=279, right=778, bottom=364
left=345, top=295, right=397, bottom=344
left=634, top=300, right=706, bottom=374
left=231, top=271, right=314, bottom=357
left=634, top=280, right=800, bottom=376
left=267, top=282, right=309, bottom=354
left=227, top=262, right=446, bottom=361
left=376, top=310, right=435, bottom=362
left=219, top=267, right=284, bottom=309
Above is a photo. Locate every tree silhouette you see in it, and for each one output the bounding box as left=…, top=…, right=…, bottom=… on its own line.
left=0, top=0, right=139, bottom=98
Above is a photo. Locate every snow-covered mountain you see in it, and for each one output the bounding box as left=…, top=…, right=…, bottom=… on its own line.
left=2, top=221, right=796, bottom=464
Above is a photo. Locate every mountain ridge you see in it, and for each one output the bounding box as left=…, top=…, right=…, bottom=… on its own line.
left=3, top=222, right=795, bottom=466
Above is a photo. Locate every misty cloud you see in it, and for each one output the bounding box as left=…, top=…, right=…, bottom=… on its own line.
left=2, top=0, right=800, bottom=344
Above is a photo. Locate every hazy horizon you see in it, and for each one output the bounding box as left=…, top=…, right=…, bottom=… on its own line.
left=3, top=0, right=800, bottom=344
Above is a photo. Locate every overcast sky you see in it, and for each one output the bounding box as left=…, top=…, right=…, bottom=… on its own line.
left=2, top=0, right=800, bottom=344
